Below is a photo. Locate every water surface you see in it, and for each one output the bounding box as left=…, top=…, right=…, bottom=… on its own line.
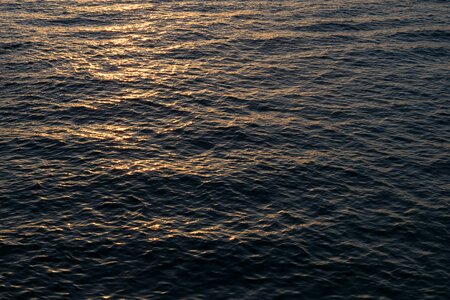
left=1, top=0, right=449, bottom=298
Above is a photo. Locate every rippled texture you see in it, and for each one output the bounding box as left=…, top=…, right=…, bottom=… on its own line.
left=1, top=0, right=449, bottom=298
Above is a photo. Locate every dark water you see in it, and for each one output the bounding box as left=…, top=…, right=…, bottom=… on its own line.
left=1, top=0, right=449, bottom=298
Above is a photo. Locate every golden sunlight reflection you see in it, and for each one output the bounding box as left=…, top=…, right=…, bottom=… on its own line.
left=1, top=0, right=448, bottom=296
left=105, top=148, right=323, bottom=177
left=0, top=106, right=325, bottom=176
left=1, top=126, right=323, bottom=179
left=1, top=1, right=330, bottom=242
left=3, top=210, right=322, bottom=244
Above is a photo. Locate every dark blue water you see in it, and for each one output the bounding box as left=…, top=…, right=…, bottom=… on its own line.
left=1, top=0, right=449, bottom=298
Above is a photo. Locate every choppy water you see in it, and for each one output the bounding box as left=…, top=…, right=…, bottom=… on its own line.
left=1, top=0, right=449, bottom=298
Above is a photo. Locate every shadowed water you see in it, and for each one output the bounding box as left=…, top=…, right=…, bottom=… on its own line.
left=1, top=0, right=449, bottom=299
